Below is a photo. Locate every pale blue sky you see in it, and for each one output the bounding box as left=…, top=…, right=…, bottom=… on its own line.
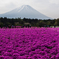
left=0, top=0, right=59, bottom=19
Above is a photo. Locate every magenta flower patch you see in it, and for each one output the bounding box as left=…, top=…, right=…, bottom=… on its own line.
left=0, top=27, right=59, bottom=59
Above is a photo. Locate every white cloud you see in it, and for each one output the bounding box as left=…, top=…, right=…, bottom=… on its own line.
left=49, top=0, right=59, bottom=4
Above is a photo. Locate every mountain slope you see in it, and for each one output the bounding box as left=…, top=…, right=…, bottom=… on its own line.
left=0, top=5, right=51, bottom=19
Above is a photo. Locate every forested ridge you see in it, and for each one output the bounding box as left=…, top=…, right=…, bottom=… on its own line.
left=0, top=17, right=59, bottom=27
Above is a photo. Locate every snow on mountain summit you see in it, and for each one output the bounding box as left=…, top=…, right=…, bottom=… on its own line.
left=18, top=5, right=32, bottom=12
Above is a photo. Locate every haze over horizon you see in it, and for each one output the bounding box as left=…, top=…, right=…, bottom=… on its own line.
left=0, top=0, right=59, bottom=19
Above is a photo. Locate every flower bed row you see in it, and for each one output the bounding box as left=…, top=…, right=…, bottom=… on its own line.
left=0, top=28, right=59, bottom=59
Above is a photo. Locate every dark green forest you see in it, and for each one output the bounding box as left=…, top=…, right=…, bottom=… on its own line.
left=0, top=17, right=59, bottom=28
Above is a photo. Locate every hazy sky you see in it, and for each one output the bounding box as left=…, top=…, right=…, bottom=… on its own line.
left=0, top=0, right=59, bottom=19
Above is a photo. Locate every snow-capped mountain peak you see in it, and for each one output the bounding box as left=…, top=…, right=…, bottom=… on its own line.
left=0, top=5, right=51, bottom=19
left=18, top=5, right=30, bottom=12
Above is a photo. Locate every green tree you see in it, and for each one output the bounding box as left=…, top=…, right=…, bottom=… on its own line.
left=0, top=22, right=4, bottom=28
left=56, top=18, right=59, bottom=26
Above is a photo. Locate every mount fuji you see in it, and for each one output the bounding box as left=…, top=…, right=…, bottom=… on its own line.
left=0, top=5, right=51, bottom=19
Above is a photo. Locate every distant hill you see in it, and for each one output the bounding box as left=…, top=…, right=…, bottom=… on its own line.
left=0, top=5, right=51, bottom=19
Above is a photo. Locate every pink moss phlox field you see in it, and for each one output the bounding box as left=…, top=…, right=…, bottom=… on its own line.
left=0, top=27, right=59, bottom=59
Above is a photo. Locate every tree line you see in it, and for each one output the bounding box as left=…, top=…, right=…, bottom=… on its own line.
left=0, top=17, right=59, bottom=28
